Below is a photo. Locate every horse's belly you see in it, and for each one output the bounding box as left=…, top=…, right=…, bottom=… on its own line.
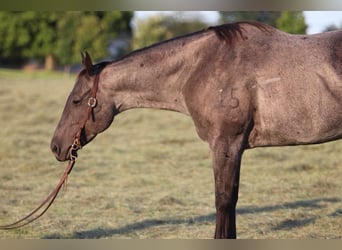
left=248, top=75, right=342, bottom=147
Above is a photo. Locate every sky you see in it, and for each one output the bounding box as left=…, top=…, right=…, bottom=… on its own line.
left=304, top=11, right=342, bottom=33
left=134, top=11, right=342, bottom=34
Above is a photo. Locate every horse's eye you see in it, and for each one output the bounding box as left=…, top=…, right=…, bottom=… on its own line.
left=72, top=99, right=81, bottom=105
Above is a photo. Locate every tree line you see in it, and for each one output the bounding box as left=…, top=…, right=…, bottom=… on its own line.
left=0, top=11, right=133, bottom=70
left=0, top=11, right=327, bottom=71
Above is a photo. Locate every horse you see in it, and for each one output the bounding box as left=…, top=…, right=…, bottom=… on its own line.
left=50, top=21, right=342, bottom=238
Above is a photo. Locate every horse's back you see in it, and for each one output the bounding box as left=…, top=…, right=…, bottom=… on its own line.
left=182, top=23, right=342, bottom=146
left=248, top=29, right=342, bottom=147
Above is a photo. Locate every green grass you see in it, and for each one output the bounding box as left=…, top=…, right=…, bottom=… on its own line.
left=0, top=68, right=341, bottom=239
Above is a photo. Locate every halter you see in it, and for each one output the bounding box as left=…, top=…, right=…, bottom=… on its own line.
left=0, top=73, right=100, bottom=229
left=69, top=73, right=100, bottom=161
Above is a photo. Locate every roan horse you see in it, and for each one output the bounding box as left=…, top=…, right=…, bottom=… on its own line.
left=51, top=21, right=342, bottom=238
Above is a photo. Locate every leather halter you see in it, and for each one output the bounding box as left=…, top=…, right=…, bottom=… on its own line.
left=0, top=73, right=100, bottom=229
left=69, top=73, right=100, bottom=162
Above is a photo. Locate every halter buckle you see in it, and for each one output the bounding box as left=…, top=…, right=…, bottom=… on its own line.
left=88, top=97, right=97, bottom=108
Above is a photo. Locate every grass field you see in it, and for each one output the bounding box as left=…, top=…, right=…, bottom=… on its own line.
left=0, top=68, right=341, bottom=239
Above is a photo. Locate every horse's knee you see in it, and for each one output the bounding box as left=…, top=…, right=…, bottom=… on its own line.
left=215, top=191, right=238, bottom=212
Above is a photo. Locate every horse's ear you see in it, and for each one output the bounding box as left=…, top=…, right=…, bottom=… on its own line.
left=81, top=51, right=93, bottom=75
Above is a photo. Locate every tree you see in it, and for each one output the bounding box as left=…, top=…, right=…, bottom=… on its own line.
left=219, top=11, right=307, bottom=34
left=219, top=11, right=282, bottom=27
left=0, top=11, right=59, bottom=68
left=323, top=23, right=342, bottom=32
left=0, top=11, right=133, bottom=70
left=132, top=14, right=208, bottom=50
left=276, top=11, right=307, bottom=34
left=56, top=11, right=133, bottom=67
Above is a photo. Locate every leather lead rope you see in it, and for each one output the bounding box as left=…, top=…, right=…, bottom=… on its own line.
left=0, top=73, right=100, bottom=230
left=0, top=159, right=75, bottom=229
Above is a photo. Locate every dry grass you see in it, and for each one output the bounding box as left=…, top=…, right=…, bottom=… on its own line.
left=0, top=68, right=341, bottom=239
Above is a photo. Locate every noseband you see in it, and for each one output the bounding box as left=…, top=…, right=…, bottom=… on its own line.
left=0, top=73, right=100, bottom=229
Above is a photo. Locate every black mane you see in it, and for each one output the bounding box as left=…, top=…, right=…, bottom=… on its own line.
left=208, top=21, right=270, bottom=45
left=108, top=21, right=270, bottom=65
left=91, top=61, right=111, bottom=75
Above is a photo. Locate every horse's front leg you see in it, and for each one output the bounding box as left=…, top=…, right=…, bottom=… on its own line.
left=210, top=135, right=244, bottom=239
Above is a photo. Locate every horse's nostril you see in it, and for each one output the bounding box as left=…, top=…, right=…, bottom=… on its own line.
left=51, top=143, right=60, bottom=156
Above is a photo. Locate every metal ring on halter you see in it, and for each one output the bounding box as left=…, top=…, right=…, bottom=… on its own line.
left=88, top=97, right=97, bottom=108
left=70, top=152, right=78, bottom=161
left=69, top=146, right=78, bottom=161
left=70, top=139, right=81, bottom=161
left=71, top=142, right=79, bottom=150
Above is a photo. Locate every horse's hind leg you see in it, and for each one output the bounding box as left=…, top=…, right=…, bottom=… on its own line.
left=210, top=134, right=245, bottom=239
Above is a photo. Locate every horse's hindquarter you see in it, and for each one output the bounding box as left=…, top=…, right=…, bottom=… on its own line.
left=249, top=30, right=342, bottom=147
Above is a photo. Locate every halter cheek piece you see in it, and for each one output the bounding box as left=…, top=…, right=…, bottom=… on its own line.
left=69, top=73, right=100, bottom=162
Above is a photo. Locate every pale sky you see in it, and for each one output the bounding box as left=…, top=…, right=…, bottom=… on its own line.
left=304, top=11, right=342, bottom=34
left=134, top=11, right=342, bottom=34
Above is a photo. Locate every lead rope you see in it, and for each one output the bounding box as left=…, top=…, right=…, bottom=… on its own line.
left=0, top=73, right=99, bottom=230
left=0, top=145, right=78, bottom=230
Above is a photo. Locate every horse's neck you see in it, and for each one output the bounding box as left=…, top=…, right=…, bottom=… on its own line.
left=101, top=34, right=212, bottom=115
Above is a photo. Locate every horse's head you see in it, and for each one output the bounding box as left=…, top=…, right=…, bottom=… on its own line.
left=51, top=52, right=116, bottom=161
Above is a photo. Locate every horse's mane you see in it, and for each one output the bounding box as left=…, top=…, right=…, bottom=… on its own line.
left=208, top=21, right=271, bottom=45
left=78, top=61, right=111, bottom=77
left=126, top=21, right=270, bottom=58
left=94, top=21, right=271, bottom=68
